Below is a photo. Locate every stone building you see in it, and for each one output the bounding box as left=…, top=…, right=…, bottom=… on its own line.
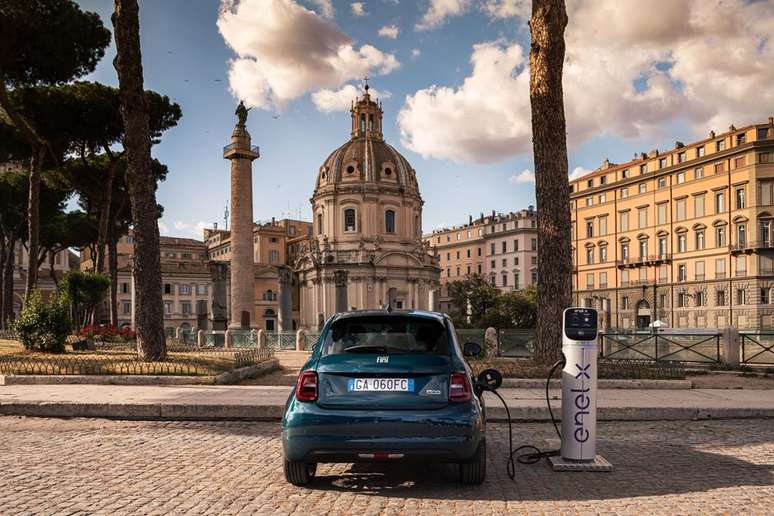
left=571, top=118, right=774, bottom=331
left=424, top=208, right=539, bottom=313
left=294, top=84, right=440, bottom=329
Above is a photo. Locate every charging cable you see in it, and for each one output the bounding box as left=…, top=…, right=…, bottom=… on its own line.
left=480, top=357, right=565, bottom=480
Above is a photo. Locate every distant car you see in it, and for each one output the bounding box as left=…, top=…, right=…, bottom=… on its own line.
left=282, top=310, right=488, bottom=485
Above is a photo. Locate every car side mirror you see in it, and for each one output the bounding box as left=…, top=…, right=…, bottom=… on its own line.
left=477, top=369, right=502, bottom=391
left=463, top=342, right=482, bottom=357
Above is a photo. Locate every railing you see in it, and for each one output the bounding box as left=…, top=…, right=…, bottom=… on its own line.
left=600, top=332, right=721, bottom=363
left=223, top=142, right=259, bottom=155
left=265, top=332, right=297, bottom=351
left=0, top=329, right=16, bottom=341
left=456, top=329, right=486, bottom=347
left=739, top=333, right=774, bottom=365
left=730, top=240, right=774, bottom=252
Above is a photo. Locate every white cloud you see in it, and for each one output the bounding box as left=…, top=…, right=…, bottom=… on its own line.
left=411, top=48, right=421, bottom=59
left=378, top=24, right=399, bottom=39
left=416, top=0, right=470, bottom=31
left=482, top=0, right=529, bottom=19
left=312, top=83, right=391, bottom=112
left=307, top=0, right=333, bottom=18
left=399, top=0, right=774, bottom=164
left=568, top=166, right=593, bottom=181
left=398, top=41, right=530, bottom=163
left=509, top=169, right=534, bottom=184
left=351, top=2, right=367, bottom=16
left=171, top=220, right=210, bottom=240
left=158, top=221, right=170, bottom=236
left=218, top=0, right=400, bottom=110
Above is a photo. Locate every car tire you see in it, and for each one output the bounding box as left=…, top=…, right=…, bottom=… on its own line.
left=459, top=440, right=486, bottom=485
left=284, top=459, right=317, bottom=486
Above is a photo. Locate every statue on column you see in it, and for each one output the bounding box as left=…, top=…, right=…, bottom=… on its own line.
left=235, top=100, right=251, bottom=126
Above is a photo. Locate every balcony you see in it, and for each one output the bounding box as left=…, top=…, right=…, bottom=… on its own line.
left=223, top=142, right=260, bottom=159
left=729, top=240, right=774, bottom=253
left=616, top=253, right=671, bottom=268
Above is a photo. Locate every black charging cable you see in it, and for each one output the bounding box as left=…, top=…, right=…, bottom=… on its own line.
left=479, top=357, right=565, bottom=480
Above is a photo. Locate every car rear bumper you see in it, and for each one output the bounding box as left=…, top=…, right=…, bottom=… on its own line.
left=282, top=398, right=485, bottom=463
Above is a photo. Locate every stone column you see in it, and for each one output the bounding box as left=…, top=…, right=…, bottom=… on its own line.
left=208, top=262, right=229, bottom=331
left=277, top=266, right=293, bottom=332
left=334, top=270, right=348, bottom=314
left=722, top=326, right=740, bottom=367
left=223, top=123, right=259, bottom=329
left=429, top=286, right=439, bottom=312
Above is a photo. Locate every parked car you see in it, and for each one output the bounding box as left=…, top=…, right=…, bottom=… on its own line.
left=282, top=310, right=490, bottom=485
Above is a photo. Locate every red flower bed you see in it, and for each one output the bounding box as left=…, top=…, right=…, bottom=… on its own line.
left=78, top=324, right=136, bottom=342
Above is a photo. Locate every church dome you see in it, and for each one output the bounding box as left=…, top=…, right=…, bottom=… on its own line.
left=314, top=83, right=419, bottom=196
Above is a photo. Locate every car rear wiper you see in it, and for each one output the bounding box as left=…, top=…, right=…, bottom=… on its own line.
left=342, top=345, right=388, bottom=353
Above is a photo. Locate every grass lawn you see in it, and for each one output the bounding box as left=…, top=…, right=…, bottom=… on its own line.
left=469, top=356, right=687, bottom=380
left=0, top=339, right=266, bottom=376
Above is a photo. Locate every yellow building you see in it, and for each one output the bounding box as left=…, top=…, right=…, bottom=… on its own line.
left=424, top=208, right=538, bottom=313
left=571, top=118, right=774, bottom=330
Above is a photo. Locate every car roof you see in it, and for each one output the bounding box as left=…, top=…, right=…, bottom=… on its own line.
left=330, top=310, right=447, bottom=324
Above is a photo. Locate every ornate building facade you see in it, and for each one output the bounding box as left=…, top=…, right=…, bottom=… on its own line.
left=295, top=84, right=440, bottom=329
left=571, top=118, right=774, bottom=331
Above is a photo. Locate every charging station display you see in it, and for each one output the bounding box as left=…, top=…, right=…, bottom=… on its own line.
left=560, top=307, right=598, bottom=462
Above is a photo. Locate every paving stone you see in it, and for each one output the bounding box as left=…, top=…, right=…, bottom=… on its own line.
left=0, top=417, right=772, bottom=514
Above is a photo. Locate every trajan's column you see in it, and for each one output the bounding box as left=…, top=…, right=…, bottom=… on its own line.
left=223, top=101, right=259, bottom=329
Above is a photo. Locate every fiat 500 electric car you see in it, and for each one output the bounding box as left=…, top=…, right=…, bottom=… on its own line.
left=282, top=310, right=488, bottom=485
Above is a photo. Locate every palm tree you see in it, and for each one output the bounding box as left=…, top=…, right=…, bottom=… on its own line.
left=112, top=0, right=166, bottom=360
left=529, top=0, right=572, bottom=364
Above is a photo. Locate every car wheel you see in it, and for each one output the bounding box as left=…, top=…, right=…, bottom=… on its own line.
left=284, top=458, right=317, bottom=486
left=459, top=440, right=486, bottom=485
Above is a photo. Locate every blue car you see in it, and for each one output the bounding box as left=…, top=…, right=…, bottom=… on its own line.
left=282, top=310, right=489, bottom=486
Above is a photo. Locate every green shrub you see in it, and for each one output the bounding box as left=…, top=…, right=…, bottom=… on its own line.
left=13, top=290, right=72, bottom=353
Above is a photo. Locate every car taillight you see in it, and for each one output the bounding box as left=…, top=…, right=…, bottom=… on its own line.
left=295, top=371, right=318, bottom=402
left=449, top=372, right=471, bottom=402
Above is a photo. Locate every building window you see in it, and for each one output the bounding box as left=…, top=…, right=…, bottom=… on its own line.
left=587, top=178, right=593, bottom=188
left=657, top=177, right=667, bottom=189
left=621, top=243, right=629, bottom=261
left=181, top=302, right=191, bottom=315
left=696, top=230, right=705, bottom=250
left=736, top=288, right=746, bottom=305
left=694, top=195, right=705, bottom=217
left=513, top=240, right=519, bottom=252
left=599, top=246, right=607, bottom=263
left=269, top=250, right=280, bottom=263
left=344, top=208, right=356, bottom=232
left=658, top=236, right=667, bottom=257
left=514, top=257, right=519, bottom=265
left=196, top=284, right=207, bottom=295
left=600, top=175, right=607, bottom=185
left=164, top=302, right=172, bottom=314
left=758, top=128, right=770, bottom=140
left=467, top=249, right=471, bottom=258
left=736, top=254, right=747, bottom=276
left=696, top=291, right=705, bottom=307
left=678, top=264, right=687, bottom=281
left=621, top=296, right=629, bottom=310
left=715, top=192, right=725, bottom=213
left=502, top=241, right=507, bottom=253
left=640, top=164, right=647, bottom=174
left=477, top=247, right=482, bottom=256
left=501, top=258, right=507, bottom=267
left=621, top=187, right=629, bottom=198
left=717, top=139, right=726, bottom=151
left=735, top=188, right=745, bottom=209
left=385, top=210, right=395, bottom=233
left=586, top=197, right=593, bottom=207
left=502, top=274, right=508, bottom=287
left=531, top=271, right=537, bottom=284
left=717, top=289, right=726, bottom=306
left=695, top=167, right=704, bottom=179
left=716, top=226, right=726, bottom=247
left=677, top=292, right=686, bottom=308
left=531, top=256, right=537, bottom=265
left=638, top=208, right=647, bottom=229
left=736, top=224, right=747, bottom=248
left=621, top=169, right=629, bottom=179
left=639, top=183, right=646, bottom=194
left=600, top=271, right=607, bottom=288
left=164, top=283, right=173, bottom=295
left=490, top=243, right=496, bottom=255
left=715, top=258, right=726, bottom=278
left=599, top=216, right=607, bottom=236
left=676, top=171, right=685, bottom=184
left=586, top=273, right=594, bottom=289
left=734, top=156, right=746, bottom=169
left=121, top=282, right=129, bottom=294
left=677, top=152, right=686, bottom=164
left=659, top=157, right=667, bottom=169
left=531, top=238, right=537, bottom=251
left=122, top=301, right=131, bottom=314
left=599, top=193, right=606, bottom=203
left=586, top=248, right=594, bottom=265
left=697, top=145, right=705, bottom=157
left=657, top=203, right=668, bottom=225
left=619, top=211, right=629, bottom=232
left=761, top=288, right=772, bottom=305
left=179, top=284, right=190, bottom=296
left=638, top=239, right=647, bottom=259
left=675, top=198, right=686, bottom=221
left=714, top=162, right=725, bottom=174
left=695, top=260, right=705, bottom=281
left=677, top=233, right=687, bottom=253
left=586, top=221, right=594, bottom=238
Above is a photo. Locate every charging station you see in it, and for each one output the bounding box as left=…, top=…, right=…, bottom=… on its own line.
left=549, top=307, right=613, bottom=472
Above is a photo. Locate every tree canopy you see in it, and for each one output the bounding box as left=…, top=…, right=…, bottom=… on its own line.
left=447, top=274, right=537, bottom=329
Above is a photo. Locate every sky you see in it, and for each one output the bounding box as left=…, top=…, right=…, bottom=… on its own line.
left=75, top=0, right=774, bottom=239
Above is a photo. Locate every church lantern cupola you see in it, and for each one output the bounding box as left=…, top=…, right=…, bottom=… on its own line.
left=350, top=79, right=383, bottom=141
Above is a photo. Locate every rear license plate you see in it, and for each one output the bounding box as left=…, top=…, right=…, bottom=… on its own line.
left=347, top=378, right=414, bottom=392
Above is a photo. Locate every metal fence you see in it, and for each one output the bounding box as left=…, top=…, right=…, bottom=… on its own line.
left=498, top=329, right=536, bottom=358
left=265, top=332, right=297, bottom=351
left=456, top=329, right=486, bottom=347
left=601, top=332, right=721, bottom=363
left=740, top=333, right=774, bottom=365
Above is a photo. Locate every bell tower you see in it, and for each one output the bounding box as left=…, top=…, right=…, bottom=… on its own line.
left=350, top=77, right=383, bottom=141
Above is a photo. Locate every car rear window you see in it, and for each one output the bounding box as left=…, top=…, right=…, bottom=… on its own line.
left=320, top=316, right=450, bottom=356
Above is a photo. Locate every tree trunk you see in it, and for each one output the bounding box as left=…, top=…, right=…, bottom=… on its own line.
left=0, top=238, right=5, bottom=330
left=112, top=0, right=166, bottom=360
left=529, top=0, right=572, bottom=364
left=108, top=225, right=119, bottom=326
left=2, top=243, right=16, bottom=328
left=95, top=158, right=118, bottom=274
left=24, top=145, right=46, bottom=299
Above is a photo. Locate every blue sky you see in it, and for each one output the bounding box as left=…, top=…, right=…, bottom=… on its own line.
left=75, top=0, right=774, bottom=238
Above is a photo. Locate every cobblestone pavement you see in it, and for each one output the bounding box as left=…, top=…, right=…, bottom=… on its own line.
left=0, top=417, right=772, bottom=515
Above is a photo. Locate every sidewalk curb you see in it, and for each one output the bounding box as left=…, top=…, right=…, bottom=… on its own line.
left=500, top=378, right=693, bottom=390
left=1, top=402, right=772, bottom=422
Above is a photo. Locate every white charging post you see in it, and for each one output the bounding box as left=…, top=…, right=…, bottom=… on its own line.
left=549, top=307, right=613, bottom=472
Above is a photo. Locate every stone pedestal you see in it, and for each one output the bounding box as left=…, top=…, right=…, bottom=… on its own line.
left=223, top=124, right=259, bottom=329
left=334, top=270, right=348, bottom=314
